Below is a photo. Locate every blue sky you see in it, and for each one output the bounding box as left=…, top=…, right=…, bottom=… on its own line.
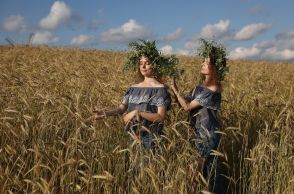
left=1, top=0, right=294, bottom=60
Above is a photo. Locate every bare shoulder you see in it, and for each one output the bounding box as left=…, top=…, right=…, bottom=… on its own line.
left=154, top=83, right=165, bottom=87
left=152, top=80, right=165, bottom=87
left=131, top=82, right=164, bottom=88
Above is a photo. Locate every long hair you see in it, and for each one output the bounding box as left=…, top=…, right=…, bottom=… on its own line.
left=199, top=55, right=221, bottom=89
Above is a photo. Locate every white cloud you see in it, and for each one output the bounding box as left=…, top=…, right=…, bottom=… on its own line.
left=175, top=48, right=191, bottom=56
left=263, top=48, right=294, bottom=60
left=100, top=19, right=151, bottom=43
left=3, top=15, right=26, bottom=32
left=71, top=35, right=94, bottom=46
left=162, top=28, right=183, bottom=42
left=160, top=45, right=173, bottom=55
left=230, top=46, right=261, bottom=59
left=185, top=20, right=231, bottom=50
left=31, top=31, right=59, bottom=45
left=160, top=45, right=191, bottom=56
left=39, top=1, right=71, bottom=30
left=230, top=45, right=294, bottom=60
left=199, top=20, right=231, bottom=40
left=234, top=23, right=271, bottom=40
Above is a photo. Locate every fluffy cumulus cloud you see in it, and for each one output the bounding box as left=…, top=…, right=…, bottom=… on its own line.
left=2, top=15, right=26, bottom=32
left=230, top=46, right=262, bottom=59
left=160, top=45, right=173, bottom=55
left=162, top=28, right=183, bottom=42
left=263, top=48, right=294, bottom=60
left=185, top=20, right=231, bottom=50
left=160, top=45, right=191, bottom=56
left=231, top=29, right=294, bottom=60
left=198, top=20, right=231, bottom=40
left=31, top=31, right=59, bottom=45
left=39, top=1, right=71, bottom=30
left=230, top=33, right=294, bottom=60
left=71, top=35, right=94, bottom=46
left=100, top=19, right=151, bottom=43
left=234, top=23, right=271, bottom=40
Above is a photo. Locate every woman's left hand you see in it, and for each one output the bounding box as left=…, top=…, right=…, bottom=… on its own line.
left=123, top=110, right=139, bottom=124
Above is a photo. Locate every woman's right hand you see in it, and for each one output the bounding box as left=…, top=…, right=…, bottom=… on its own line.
left=123, top=110, right=139, bottom=124
left=168, top=77, right=178, bottom=92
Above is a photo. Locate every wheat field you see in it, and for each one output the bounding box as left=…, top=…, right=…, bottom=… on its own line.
left=0, top=45, right=293, bottom=194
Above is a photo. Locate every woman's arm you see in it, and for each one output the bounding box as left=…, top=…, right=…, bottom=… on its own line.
left=123, top=107, right=167, bottom=124
left=140, top=106, right=166, bottom=122
left=170, top=77, right=201, bottom=111
left=174, top=90, right=200, bottom=111
left=94, top=104, right=127, bottom=120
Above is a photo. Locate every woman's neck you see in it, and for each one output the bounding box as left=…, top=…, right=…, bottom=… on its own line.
left=201, top=75, right=222, bottom=92
left=138, top=77, right=162, bottom=87
left=143, top=77, right=157, bottom=83
left=202, top=75, right=218, bottom=86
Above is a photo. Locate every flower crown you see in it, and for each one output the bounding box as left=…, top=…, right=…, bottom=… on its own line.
left=197, top=38, right=229, bottom=81
left=124, top=40, right=181, bottom=78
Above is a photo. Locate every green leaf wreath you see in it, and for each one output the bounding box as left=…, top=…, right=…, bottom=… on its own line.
left=124, top=40, right=182, bottom=78
left=197, top=38, right=229, bottom=81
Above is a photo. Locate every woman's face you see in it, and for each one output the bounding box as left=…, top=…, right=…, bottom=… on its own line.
left=139, top=56, right=153, bottom=77
left=201, top=57, right=213, bottom=75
